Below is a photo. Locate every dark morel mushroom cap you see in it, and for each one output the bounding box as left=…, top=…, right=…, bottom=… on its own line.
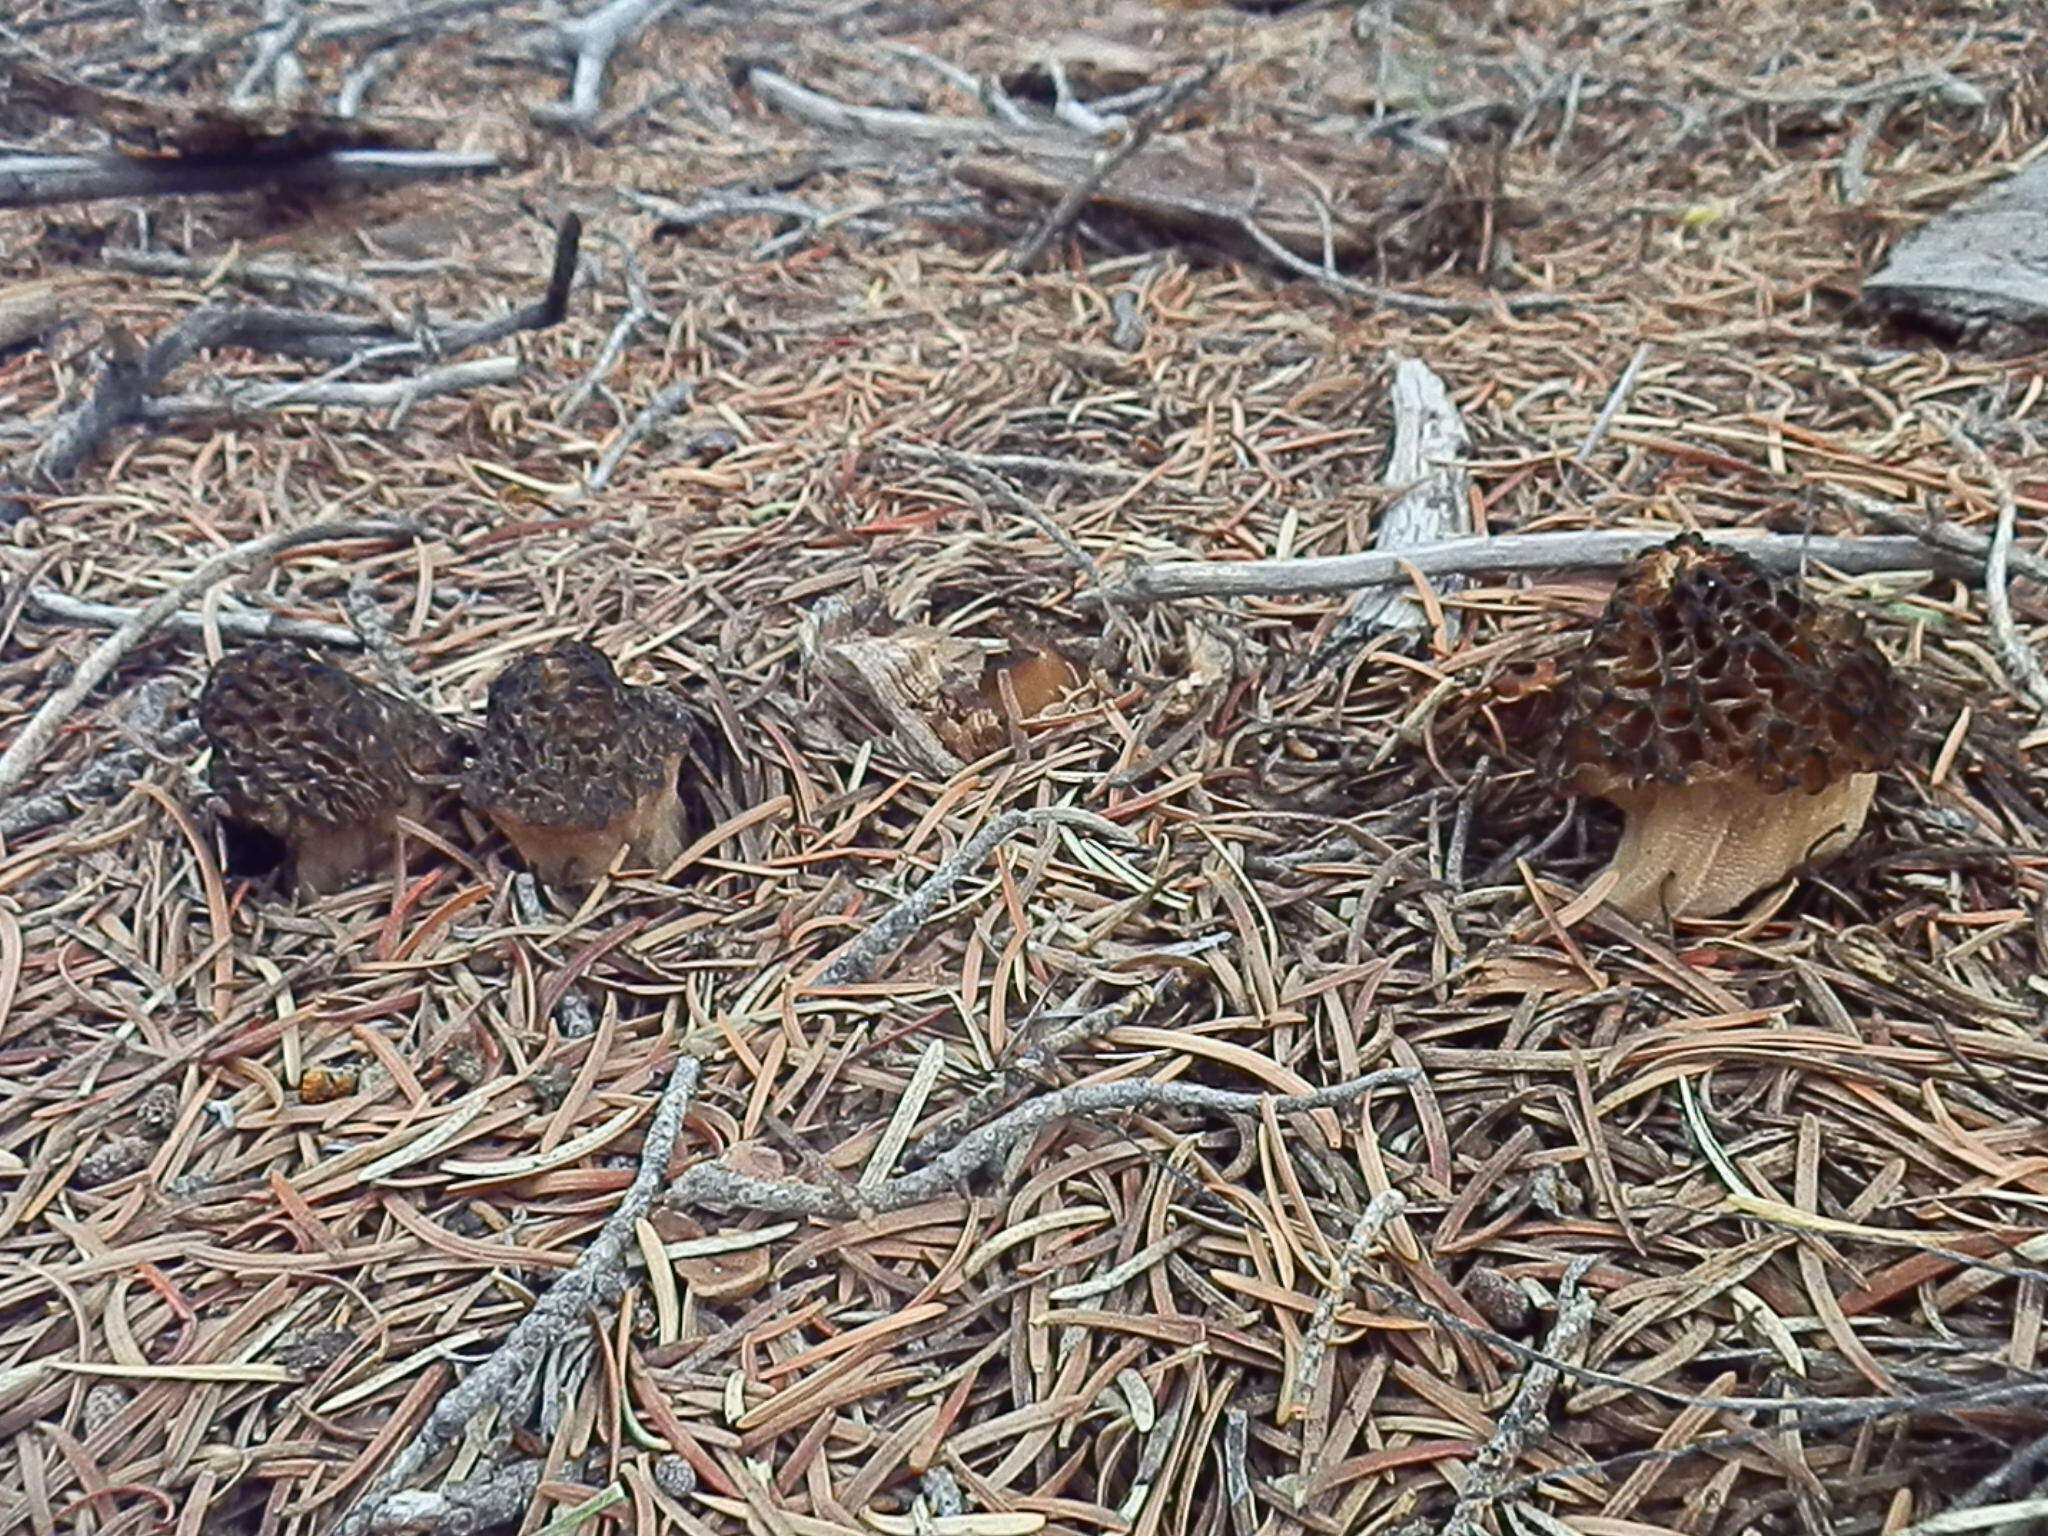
left=199, top=643, right=454, bottom=892
left=1551, top=532, right=1909, bottom=796
left=464, top=642, right=695, bottom=888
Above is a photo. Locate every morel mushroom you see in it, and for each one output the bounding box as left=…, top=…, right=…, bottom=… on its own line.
left=1550, top=533, right=1909, bottom=920
left=199, top=644, right=455, bottom=895
left=464, top=642, right=696, bottom=890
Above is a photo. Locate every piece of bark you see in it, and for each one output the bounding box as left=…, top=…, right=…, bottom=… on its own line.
left=1865, top=160, right=2048, bottom=345
left=1320, top=356, right=1472, bottom=654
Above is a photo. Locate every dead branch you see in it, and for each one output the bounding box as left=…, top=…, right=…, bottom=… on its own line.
left=1935, top=416, right=2048, bottom=712
left=1443, top=1257, right=1596, bottom=1535
left=0, top=519, right=416, bottom=804
left=143, top=355, right=520, bottom=422
left=0, top=682, right=197, bottom=842
left=1009, top=59, right=1220, bottom=271
left=24, top=589, right=362, bottom=649
left=557, top=238, right=657, bottom=421
left=335, top=1055, right=702, bottom=1536
left=7, top=217, right=577, bottom=494
left=530, top=0, right=681, bottom=131
left=0, top=147, right=499, bottom=210
left=573, top=372, right=694, bottom=503
left=1087, top=530, right=1966, bottom=608
left=103, top=248, right=389, bottom=308
left=742, top=63, right=1072, bottom=150
left=812, top=806, right=1134, bottom=987
left=1828, top=485, right=2048, bottom=589
left=1233, top=210, right=1564, bottom=318
left=671, top=1065, right=1421, bottom=1217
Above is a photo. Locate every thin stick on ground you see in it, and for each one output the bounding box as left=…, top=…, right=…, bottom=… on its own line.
left=1574, top=340, right=1652, bottom=465
left=1008, top=59, right=1221, bottom=272
left=529, top=0, right=681, bottom=130
left=1934, top=415, right=2048, bottom=713
left=1087, top=529, right=1968, bottom=607
left=0, top=519, right=417, bottom=804
left=336, top=1053, right=702, bottom=1536
left=670, top=1065, right=1422, bottom=1216
left=811, top=806, right=1132, bottom=987
left=567, top=373, right=695, bottom=506
left=24, top=590, right=362, bottom=649
left=1443, top=1256, right=1596, bottom=1535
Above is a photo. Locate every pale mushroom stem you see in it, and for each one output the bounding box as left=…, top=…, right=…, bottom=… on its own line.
left=1594, top=772, right=1879, bottom=920
left=488, top=757, right=686, bottom=890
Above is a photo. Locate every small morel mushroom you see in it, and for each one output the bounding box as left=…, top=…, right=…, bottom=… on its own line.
left=464, top=642, right=698, bottom=890
left=1549, top=533, right=1909, bottom=920
left=200, top=643, right=455, bottom=895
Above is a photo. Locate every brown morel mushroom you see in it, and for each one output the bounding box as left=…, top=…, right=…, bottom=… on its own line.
left=1549, top=533, right=1910, bottom=920
left=464, top=642, right=695, bottom=890
left=199, top=643, right=455, bottom=895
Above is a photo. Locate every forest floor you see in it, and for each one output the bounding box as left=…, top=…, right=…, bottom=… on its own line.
left=4, top=2, right=2048, bottom=1535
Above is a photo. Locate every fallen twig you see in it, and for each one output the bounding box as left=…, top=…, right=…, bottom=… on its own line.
left=24, top=589, right=362, bottom=648
left=571, top=372, right=695, bottom=505
left=671, top=1065, right=1421, bottom=1217
left=143, top=355, right=520, bottom=422
left=530, top=0, right=681, bottom=130
left=1320, top=355, right=1473, bottom=655
left=103, top=248, right=389, bottom=309
left=557, top=239, right=657, bottom=421
left=1573, top=340, right=1652, bottom=466
left=1443, top=1257, right=1596, bottom=1535
left=7, top=218, right=577, bottom=494
left=336, top=1054, right=702, bottom=1536
left=1829, top=485, right=2048, bottom=588
left=1234, top=211, right=1569, bottom=318
left=1935, top=416, right=2048, bottom=712
left=812, top=806, right=1132, bottom=987
left=1088, top=529, right=1967, bottom=607
left=0, top=682, right=198, bottom=842
left=0, top=519, right=416, bottom=804
left=742, top=63, right=1070, bottom=150
left=1008, top=59, right=1220, bottom=271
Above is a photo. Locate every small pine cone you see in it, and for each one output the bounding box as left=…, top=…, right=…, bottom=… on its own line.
left=82, top=1383, right=130, bottom=1436
left=74, top=1136, right=150, bottom=1188
left=134, top=1083, right=181, bottom=1138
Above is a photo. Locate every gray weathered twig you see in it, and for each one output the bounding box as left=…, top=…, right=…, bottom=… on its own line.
left=1008, top=59, right=1220, bottom=271
left=336, top=1054, right=701, bottom=1536
left=530, top=0, right=681, bottom=130
left=23, top=589, right=362, bottom=649
left=1441, top=1256, right=1596, bottom=1536
left=812, top=806, right=1131, bottom=988
left=8, top=218, right=577, bottom=495
left=1088, top=529, right=1967, bottom=608
left=1321, top=355, right=1472, bottom=654
left=671, top=1065, right=1420, bottom=1217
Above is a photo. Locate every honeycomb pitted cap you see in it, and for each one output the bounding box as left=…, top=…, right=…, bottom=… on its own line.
left=198, top=643, right=454, bottom=892
left=1550, top=532, right=1909, bottom=797
left=463, top=641, right=700, bottom=889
